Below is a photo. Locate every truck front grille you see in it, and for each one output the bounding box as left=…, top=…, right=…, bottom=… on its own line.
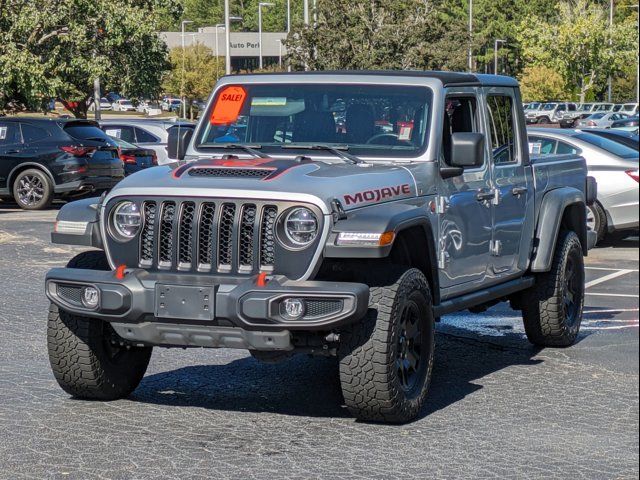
left=138, top=199, right=278, bottom=274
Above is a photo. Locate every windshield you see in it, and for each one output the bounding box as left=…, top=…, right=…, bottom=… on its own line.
left=588, top=113, right=606, bottom=120
left=196, top=83, right=433, bottom=158
left=623, top=104, right=637, bottom=112
left=541, top=103, right=557, bottom=111
left=527, top=102, right=541, bottom=110
left=579, top=104, right=593, bottom=111
left=575, top=133, right=639, bottom=159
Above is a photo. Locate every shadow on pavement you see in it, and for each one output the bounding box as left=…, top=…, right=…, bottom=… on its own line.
left=132, top=331, right=545, bottom=422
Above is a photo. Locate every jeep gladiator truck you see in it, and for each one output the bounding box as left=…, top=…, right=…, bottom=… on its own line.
left=45, top=72, right=597, bottom=423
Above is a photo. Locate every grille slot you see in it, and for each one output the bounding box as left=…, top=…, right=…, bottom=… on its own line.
left=305, top=299, right=343, bottom=319
left=57, top=284, right=83, bottom=306
left=158, top=202, right=176, bottom=267
left=188, top=168, right=272, bottom=179
left=135, top=200, right=282, bottom=275
left=178, top=202, right=196, bottom=268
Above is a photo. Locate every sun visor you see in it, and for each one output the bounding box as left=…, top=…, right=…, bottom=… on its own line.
left=249, top=98, right=306, bottom=117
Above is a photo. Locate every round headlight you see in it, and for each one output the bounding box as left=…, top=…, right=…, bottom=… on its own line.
left=112, top=201, right=141, bottom=240
left=284, top=207, right=318, bottom=247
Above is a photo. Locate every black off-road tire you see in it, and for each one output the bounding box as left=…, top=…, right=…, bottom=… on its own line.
left=587, top=202, right=607, bottom=243
left=521, top=230, right=585, bottom=347
left=47, top=251, right=152, bottom=400
left=338, top=268, right=435, bottom=423
left=12, top=168, right=53, bottom=210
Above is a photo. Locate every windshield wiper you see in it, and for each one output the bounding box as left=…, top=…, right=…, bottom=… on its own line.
left=282, top=144, right=362, bottom=164
left=217, top=144, right=269, bottom=158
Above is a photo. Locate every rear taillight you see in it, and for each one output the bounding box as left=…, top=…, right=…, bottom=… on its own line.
left=60, top=145, right=97, bottom=157
left=626, top=169, right=639, bottom=183
left=120, top=153, right=138, bottom=165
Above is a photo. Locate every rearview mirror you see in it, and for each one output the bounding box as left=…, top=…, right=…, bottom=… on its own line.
left=167, top=126, right=194, bottom=160
left=449, top=132, right=484, bottom=168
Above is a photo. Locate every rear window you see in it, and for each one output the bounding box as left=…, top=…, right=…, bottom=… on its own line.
left=134, top=127, right=158, bottom=143
left=64, top=123, right=112, bottom=141
left=575, top=133, right=639, bottom=159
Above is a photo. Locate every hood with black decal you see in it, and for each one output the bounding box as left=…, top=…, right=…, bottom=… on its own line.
left=109, top=157, right=418, bottom=211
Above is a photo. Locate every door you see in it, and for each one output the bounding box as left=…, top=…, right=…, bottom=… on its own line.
left=485, top=89, right=531, bottom=276
left=0, top=122, right=24, bottom=192
left=438, top=89, right=493, bottom=292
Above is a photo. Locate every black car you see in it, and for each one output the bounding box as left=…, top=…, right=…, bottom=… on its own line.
left=0, top=117, right=124, bottom=210
left=611, top=116, right=639, bottom=128
left=108, top=136, right=158, bottom=176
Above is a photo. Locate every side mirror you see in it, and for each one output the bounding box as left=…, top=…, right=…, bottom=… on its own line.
left=167, top=126, right=194, bottom=160
left=441, top=133, right=485, bottom=179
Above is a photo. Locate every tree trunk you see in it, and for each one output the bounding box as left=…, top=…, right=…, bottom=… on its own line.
left=60, top=99, right=89, bottom=119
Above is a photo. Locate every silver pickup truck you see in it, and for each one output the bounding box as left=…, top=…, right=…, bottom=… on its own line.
left=45, top=71, right=596, bottom=423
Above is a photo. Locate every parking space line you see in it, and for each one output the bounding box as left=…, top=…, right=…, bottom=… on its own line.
left=585, top=269, right=634, bottom=289
left=586, top=292, right=639, bottom=298
left=584, top=308, right=639, bottom=314
left=586, top=267, right=639, bottom=272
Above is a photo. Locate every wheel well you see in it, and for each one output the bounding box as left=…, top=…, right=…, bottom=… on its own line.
left=8, top=164, right=54, bottom=191
left=315, top=225, right=440, bottom=305
left=561, top=202, right=588, bottom=255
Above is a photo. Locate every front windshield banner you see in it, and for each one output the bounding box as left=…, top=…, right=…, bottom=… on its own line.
left=210, top=86, right=247, bottom=125
left=198, top=83, right=433, bottom=158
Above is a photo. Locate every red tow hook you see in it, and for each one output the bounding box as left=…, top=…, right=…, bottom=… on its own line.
left=256, top=272, right=268, bottom=287
left=115, top=264, right=127, bottom=280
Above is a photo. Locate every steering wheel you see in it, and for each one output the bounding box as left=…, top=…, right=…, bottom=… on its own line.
left=366, top=133, right=414, bottom=146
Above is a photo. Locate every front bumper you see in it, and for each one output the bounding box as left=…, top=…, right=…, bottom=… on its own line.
left=45, top=267, right=369, bottom=335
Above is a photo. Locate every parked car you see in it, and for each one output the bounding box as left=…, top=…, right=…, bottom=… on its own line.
left=577, top=112, right=629, bottom=128
left=108, top=136, right=158, bottom=176
left=528, top=128, right=639, bottom=243
left=576, top=102, right=615, bottom=121
left=89, top=97, right=112, bottom=112
left=525, top=102, right=577, bottom=124
left=135, top=101, right=162, bottom=116
left=161, top=98, right=182, bottom=112
left=112, top=99, right=136, bottom=112
left=611, top=115, right=640, bottom=131
left=99, top=118, right=195, bottom=164
left=575, top=128, right=639, bottom=151
left=0, top=118, right=124, bottom=209
left=621, top=103, right=639, bottom=116
left=47, top=71, right=594, bottom=424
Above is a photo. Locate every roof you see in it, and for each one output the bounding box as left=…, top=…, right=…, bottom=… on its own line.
left=0, top=116, right=95, bottom=124
left=225, top=70, right=519, bottom=88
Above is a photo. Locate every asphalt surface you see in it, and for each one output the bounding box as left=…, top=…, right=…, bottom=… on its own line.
left=0, top=203, right=638, bottom=479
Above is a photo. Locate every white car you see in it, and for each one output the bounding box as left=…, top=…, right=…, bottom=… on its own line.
left=577, top=112, right=629, bottom=128
left=112, top=99, right=136, bottom=112
left=528, top=128, right=639, bottom=243
left=89, top=97, right=112, bottom=111
left=621, top=103, right=639, bottom=116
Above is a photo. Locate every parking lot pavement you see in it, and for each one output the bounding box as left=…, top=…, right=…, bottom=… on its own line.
left=1, top=205, right=638, bottom=479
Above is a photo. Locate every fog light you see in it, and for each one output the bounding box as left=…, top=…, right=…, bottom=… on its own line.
left=82, top=286, right=99, bottom=309
left=282, top=298, right=305, bottom=320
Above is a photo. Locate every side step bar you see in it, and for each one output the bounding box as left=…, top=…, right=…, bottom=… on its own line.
left=433, top=277, right=535, bottom=317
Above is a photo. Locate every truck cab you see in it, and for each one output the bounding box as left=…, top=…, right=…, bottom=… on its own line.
left=45, top=71, right=594, bottom=423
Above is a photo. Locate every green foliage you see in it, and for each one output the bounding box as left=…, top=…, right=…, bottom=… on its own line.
left=286, top=0, right=468, bottom=71
left=517, top=0, right=638, bottom=102
left=0, top=0, right=177, bottom=117
left=518, top=65, right=566, bottom=101
left=162, top=43, right=222, bottom=107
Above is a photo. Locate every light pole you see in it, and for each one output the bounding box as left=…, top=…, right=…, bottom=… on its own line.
left=468, top=0, right=473, bottom=72
left=223, top=2, right=243, bottom=75
left=287, top=0, right=291, bottom=33
left=258, top=2, right=274, bottom=70
left=214, top=23, right=225, bottom=79
left=608, top=0, right=614, bottom=102
left=181, top=20, right=193, bottom=119
left=304, top=0, right=309, bottom=25
left=494, top=39, right=506, bottom=75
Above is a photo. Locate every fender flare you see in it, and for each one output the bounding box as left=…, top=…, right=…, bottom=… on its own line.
left=7, top=162, right=56, bottom=190
left=51, top=197, right=103, bottom=249
left=530, top=187, right=586, bottom=272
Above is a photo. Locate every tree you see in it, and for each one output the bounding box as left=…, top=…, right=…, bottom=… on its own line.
left=518, top=65, right=566, bottom=101
left=0, top=0, right=177, bottom=117
left=517, top=0, right=638, bottom=102
left=162, top=43, right=221, bottom=118
left=286, top=0, right=468, bottom=71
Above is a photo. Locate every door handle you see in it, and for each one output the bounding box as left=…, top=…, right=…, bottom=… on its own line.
left=512, top=186, right=528, bottom=196
left=5, top=149, right=20, bottom=154
left=475, top=189, right=495, bottom=202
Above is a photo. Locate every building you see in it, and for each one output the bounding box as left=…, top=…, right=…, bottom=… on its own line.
left=159, top=27, right=288, bottom=72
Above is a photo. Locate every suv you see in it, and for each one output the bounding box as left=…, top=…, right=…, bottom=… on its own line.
left=45, top=72, right=595, bottom=423
left=526, top=102, right=577, bottom=125
left=0, top=118, right=124, bottom=209
left=100, top=119, right=195, bottom=165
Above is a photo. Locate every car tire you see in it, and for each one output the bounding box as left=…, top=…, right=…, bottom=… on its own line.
left=587, top=202, right=607, bottom=243
left=12, top=168, right=53, bottom=210
left=538, top=116, right=551, bottom=125
left=47, top=251, right=152, bottom=400
left=338, top=267, right=435, bottom=423
left=521, top=230, right=585, bottom=347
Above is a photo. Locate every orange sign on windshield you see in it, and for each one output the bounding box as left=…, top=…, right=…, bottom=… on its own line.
left=210, top=86, right=247, bottom=125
